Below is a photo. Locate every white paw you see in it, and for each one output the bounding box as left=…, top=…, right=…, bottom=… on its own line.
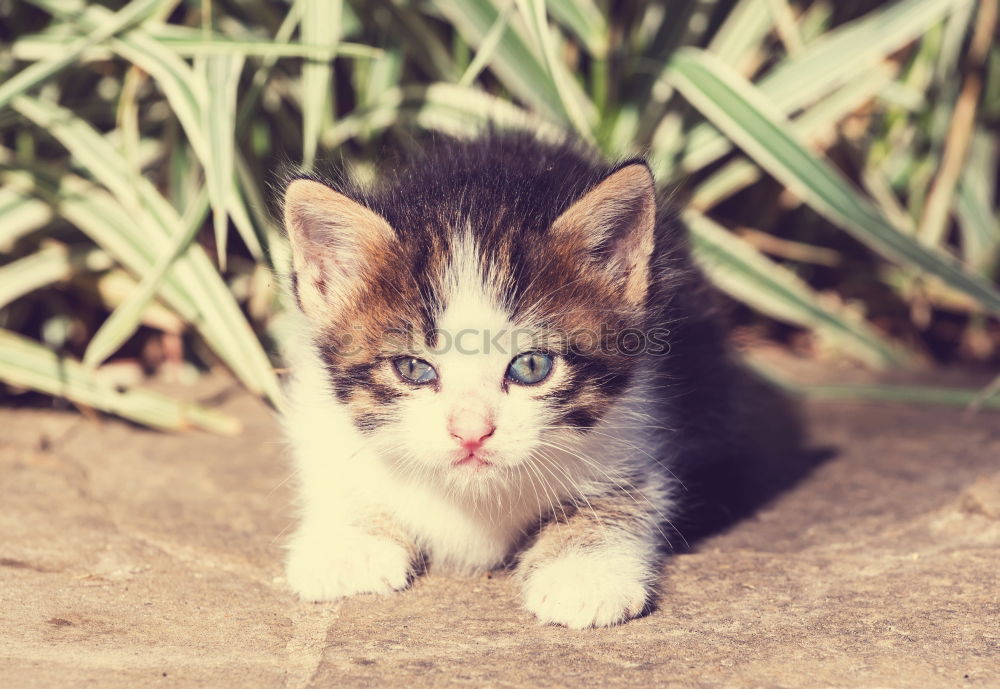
left=285, top=532, right=413, bottom=602
left=521, top=550, right=651, bottom=628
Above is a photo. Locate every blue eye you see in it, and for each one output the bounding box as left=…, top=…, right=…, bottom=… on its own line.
left=393, top=357, right=438, bottom=384
left=507, top=352, right=554, bottom=385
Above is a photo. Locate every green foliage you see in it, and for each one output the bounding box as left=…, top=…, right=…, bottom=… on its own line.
left=1, top=0, right=997, bottom=429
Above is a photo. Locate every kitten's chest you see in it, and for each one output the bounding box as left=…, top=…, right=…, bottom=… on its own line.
left=384, top=477, right=545, bottom=572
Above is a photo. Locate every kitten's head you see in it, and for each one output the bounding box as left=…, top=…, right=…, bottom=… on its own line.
left=283, top=136, right=665, bottom=488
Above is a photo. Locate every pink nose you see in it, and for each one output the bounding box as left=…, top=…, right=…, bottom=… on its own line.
left=448, top=410, right=495, bottom=451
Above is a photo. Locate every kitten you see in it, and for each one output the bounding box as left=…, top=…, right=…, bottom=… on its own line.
left=280, top=132, right=735, bottom=628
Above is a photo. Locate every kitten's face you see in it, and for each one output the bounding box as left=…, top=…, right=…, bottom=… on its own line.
left=373, top=246, right=570, bottom=475
left=284, top=161, right=657, bottom=488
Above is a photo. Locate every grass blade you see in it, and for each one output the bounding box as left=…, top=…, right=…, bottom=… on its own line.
left=546, top=0, right=607, bottom=58
left=459, top=0, right=516, bottom=87
left=766, top=0, right=805, bottom=56
left=362, top=1, right=457, bottom=80
left=82, top=190, right=209, bottom=369
left=35, top=0, right=263, bottom=263
left=690, top=64, right=897, bottom=210
left=0, top=165, right=204, bottom=327
left=148, top=36, right=379, bottom=59
left=686, top=210, right=908, bottom=367
left=668, top=48, right=1000, bottom=313
left=434, top=0, right=591, bottom=124
left=76, top=269, right=185, bottom=335
left=515, top=0, right=595, bottom=139
left=415, top=82, right=563, bottom=139
left=757, top=0, right=970, bottom=111
left=235, top=0, right=305, bottom=134
left=0, top=185, right=53, bottom=251
left=24, top=1, right=211, bottom=168
left=301, top=0, right=341, bottom=170
left=751, top=364, right=1000, bottom=410
left=917, top=0, right=995, bottom=247
left=0, top=244, right=112, bottom=311
left=956, top=128, right=1000, bottom=275
left=708, top=0, right=772, bottom=66
left=10, top=99, right=282, bottom=404
left=8, top=33, right=381, bottom=61
left=323, top=82, right=559, bottom=149
left=226, top=175, right=267, bottom=264
left=674, top=0, right=973, bottom=176
left=234, top=152, right=285, bottom=268
left=0, top=328, right=241, bottom=434
left=199, top=53, right=245, bottom=268
left=0, top=0, right=164, bottom=109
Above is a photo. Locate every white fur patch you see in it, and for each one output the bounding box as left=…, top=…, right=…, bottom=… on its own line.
left=521, top=545, right=652, bottom=628
left=286, top=529, right=413, bottom=601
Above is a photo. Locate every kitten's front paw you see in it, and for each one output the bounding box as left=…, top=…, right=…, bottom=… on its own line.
left=521, top=551, right=651, bottom=629
left=285, top=533, right=413, bottom=602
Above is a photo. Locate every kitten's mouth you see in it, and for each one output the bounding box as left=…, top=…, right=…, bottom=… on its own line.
left=453, top=453, right=492, bottom=469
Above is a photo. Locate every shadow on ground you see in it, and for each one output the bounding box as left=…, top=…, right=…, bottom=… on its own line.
left=675, top=369, right=837, bottom=547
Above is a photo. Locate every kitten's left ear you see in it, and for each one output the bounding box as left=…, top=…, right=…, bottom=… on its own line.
left=550, top=163, right=656, bottom=305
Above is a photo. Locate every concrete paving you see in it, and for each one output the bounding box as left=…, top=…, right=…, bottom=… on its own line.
left=1, top=374, right=997, bottom=688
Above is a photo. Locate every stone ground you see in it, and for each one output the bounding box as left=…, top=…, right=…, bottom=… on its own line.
left=1, top=362, right=998, bottom=688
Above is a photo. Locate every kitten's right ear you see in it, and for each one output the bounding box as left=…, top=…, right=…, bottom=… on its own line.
left=549, top=163, right=656, bottom=306
left=283, top=179, right=396, bottom=320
